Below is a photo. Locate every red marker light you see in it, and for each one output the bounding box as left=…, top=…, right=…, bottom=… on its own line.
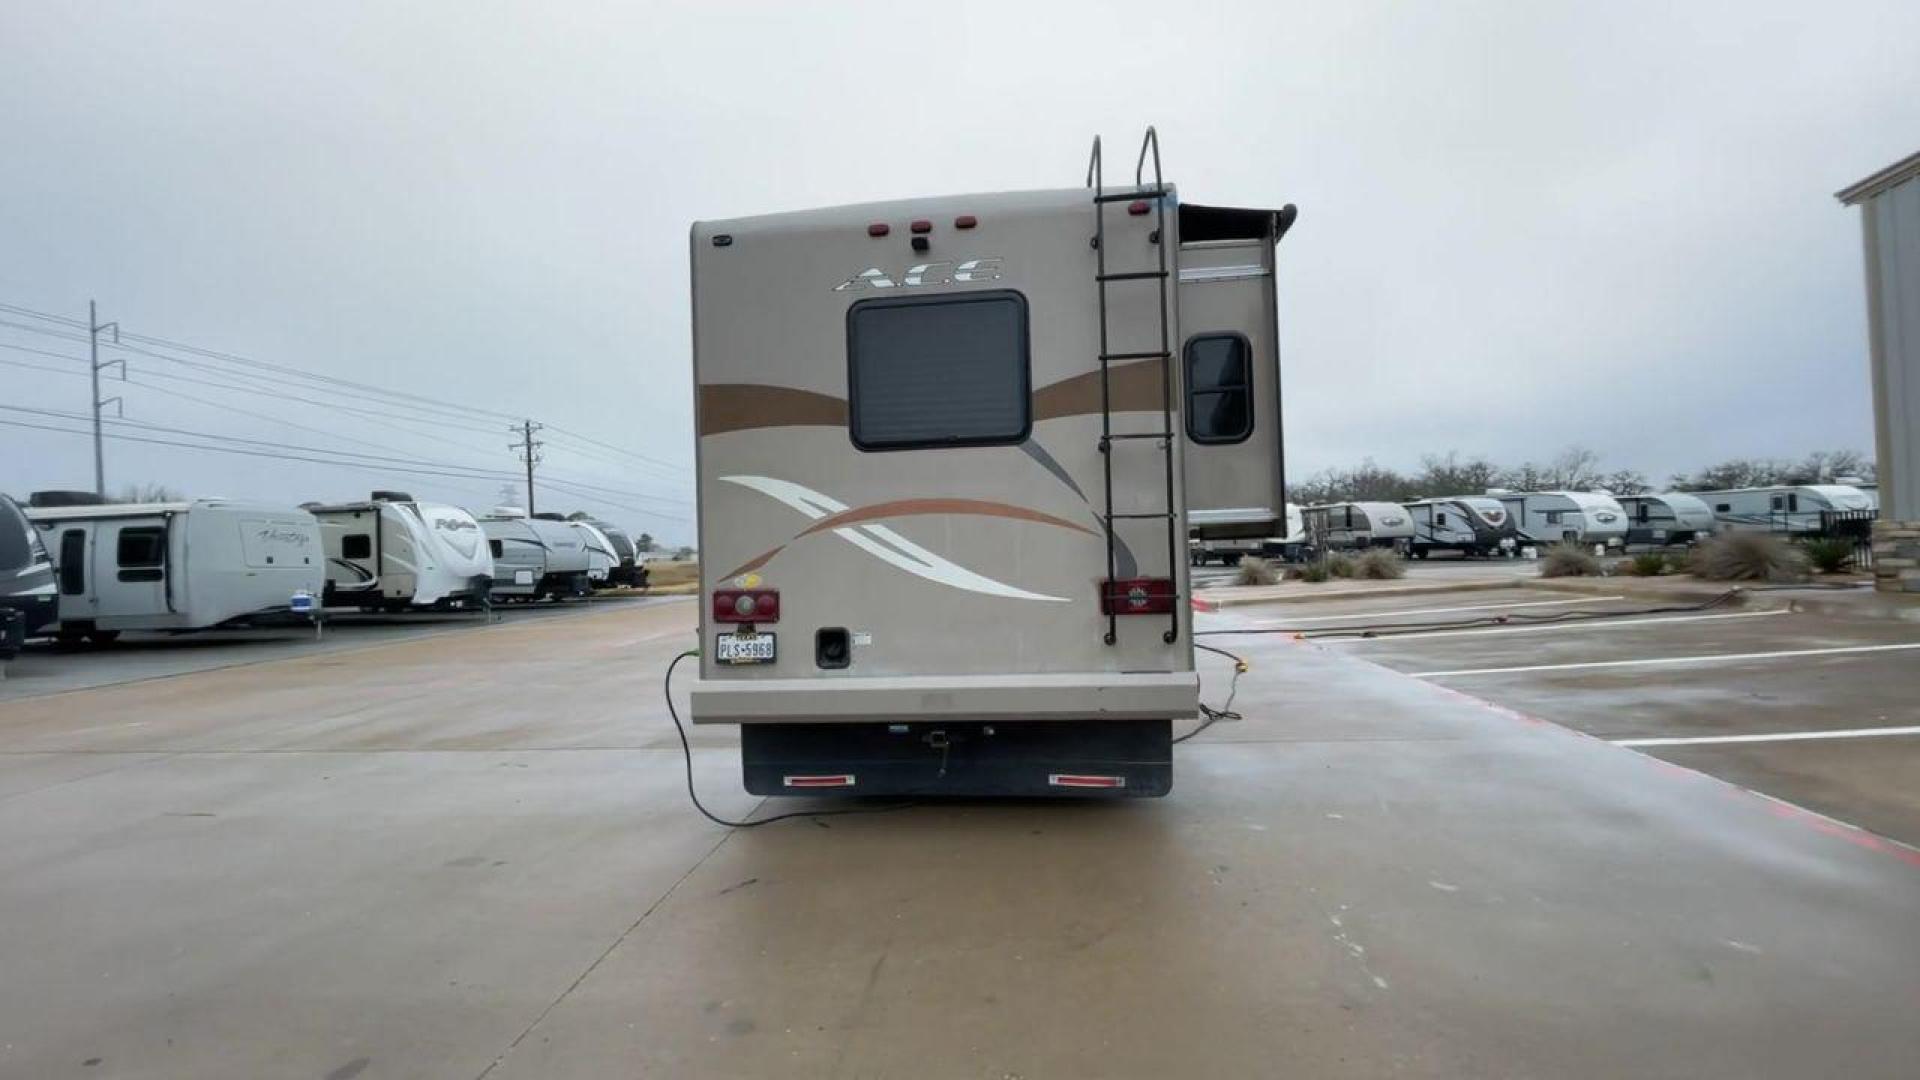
left=1127, top=200, right=1151, bottom=216
left=867, top=223, right=890, bottom=237
left=910, top=220, right=932, bottom=234
left=954, top=214, right=978, bottom=229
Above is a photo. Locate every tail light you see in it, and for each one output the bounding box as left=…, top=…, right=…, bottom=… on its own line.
left=712, top=588, right=780, bottom=624
left=909, top=219, right=932, bottom=234
left=954, top=214, right=978, bottom=229
left=1127, top=200, right=1151, bottom=216
left=1100, top=578, right=1176, bottom=615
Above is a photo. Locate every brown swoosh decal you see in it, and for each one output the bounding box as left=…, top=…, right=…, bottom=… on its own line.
left=699, top=364, right=1168, bottom=436
left=720, top=498, right=1095, bottom=580
left=1032, top=359, right=1167, bottom=421
left=700, top=384, right=848, bottom=435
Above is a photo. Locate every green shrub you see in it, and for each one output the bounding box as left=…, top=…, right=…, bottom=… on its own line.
left=1624, top=552, right=1669, bottom=577
left=1233, top=555, right=1281, bottom=586
left=1800, top=537, right=1856, bottom=574
left=1324, top=551, right=1358, bottom=579
left=1687, top=532, right=1809, bottom=582
left=1353, top=548, right=1406, bottom=580
left=1540, top=542, right=1603, bottom=578
left=1285, top=561, right=1331, bottom=583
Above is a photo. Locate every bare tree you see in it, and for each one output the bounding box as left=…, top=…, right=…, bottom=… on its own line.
left=115, top=483, right=185, bottom=504
left=1601, top=469, right=1651, bottom=496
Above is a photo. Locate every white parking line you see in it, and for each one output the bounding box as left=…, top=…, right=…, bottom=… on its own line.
left=1325, top=609, right=1785, bottom=643
left=1244, top=595, right=1626, bottom=627
left=1411, top=642, right=1920, bottom=678
left=1614, top=726, right=1920, bottom=748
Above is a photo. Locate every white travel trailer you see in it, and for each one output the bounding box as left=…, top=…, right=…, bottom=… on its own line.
left=26, top=498, right=324, bottom=640
left=1692, top=485, right=1877, bottom=536
left=1189, top=503, right=1306, bottom=565
left=550, top=516, right=618, bottom=584
left=311, top=492, right=493, bottom=611
left=1404, top=496, right=1519, bottom=558
left=479, top=508, right=593, bottom=600
left=1301, top=502, right=1415, bottom=551
left=1617, top=493, right=1718, bottom=547
left=686, top=129, right=1295, bottom=797
left=1491, top=491, right=1628, bottom=547
left=0, top=493, right=58, bottom=636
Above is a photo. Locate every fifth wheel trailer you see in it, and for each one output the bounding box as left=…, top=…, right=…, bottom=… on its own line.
left=26, top=498, right=324, bottom=639
left=688, top=128, right=1294, bottom=797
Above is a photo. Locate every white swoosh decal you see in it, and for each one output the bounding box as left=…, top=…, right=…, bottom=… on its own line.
left=720, top=475, right=1071, bottom=602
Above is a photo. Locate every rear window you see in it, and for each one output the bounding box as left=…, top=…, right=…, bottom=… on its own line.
left=1185, top=334, right=1253, bottom=445
left=847, top=291, right=1030, bottom=450
left=0, top=499, right=31, bottom=573
left=342, top=533, right=373, bottom=560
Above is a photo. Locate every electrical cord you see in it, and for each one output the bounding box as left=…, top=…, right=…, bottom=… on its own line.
left=663, top=649, right=921, bottom=828
left=1178, top=642, right=1247, bottom=744
left=1195, top=588, right=1748, bottom=641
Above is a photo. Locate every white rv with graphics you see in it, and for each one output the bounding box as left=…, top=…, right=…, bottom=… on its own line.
left=479, top=508, right=593, bottom=600
left=1691, top=485, right=1876, bottom=535
left=688, top=129, right=1294, bottom=797
left=27, top=498, right=324, bottom=640
left=548, top=516, right=618, bottom=585
left=1405, top=496, right=1519, bottom=558
left=1301, top=502, right=1415, bottom=551
left=1, top=493, right=58, bottom=636
left=1492, top=491, right=1628, bottom=547
left=1189, top=502, right=1306, bottom=565
left=312, top=492, right=493, bottom=610
left=1617, top=493, right=1717, bottom=546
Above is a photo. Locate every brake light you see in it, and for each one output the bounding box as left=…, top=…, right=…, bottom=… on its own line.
left=1050, top=774, right=1127, bottom=789
left=1100, top=578, right=1176, bottom=615
left=712, top=588, right=780, bottom=624
left=1127, top=200, right=1151, bottom=216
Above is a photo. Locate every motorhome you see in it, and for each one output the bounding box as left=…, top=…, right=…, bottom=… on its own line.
left=1691, top=485, right=1877, bottom=536
left=1491, top=491, right=1628, bottom=548
left=479, top=507, right=592, bottom=600
left=311, top=492, right=493, bottom=611
left=0, top=493, right=57, bottom=636
left=1301, top=502, right=1415, bottom=551
left=26, top=497, right=324, bottom=640
left=1404, top=496, right=1519, bottom=558
left=686, top=129, right=1294, bottom=797
left=1617, top=493, right=1717, bottom=546
left=1189, top=502, right=1306, bottom=565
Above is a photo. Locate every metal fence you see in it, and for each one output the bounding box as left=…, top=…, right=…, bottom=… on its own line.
left=1818, top=508, right=1878, bottom=570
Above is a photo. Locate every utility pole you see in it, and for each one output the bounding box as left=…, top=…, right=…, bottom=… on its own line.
left=88, top=300, right=124, bottom=497
left=511, top=420, right=543, bottom=514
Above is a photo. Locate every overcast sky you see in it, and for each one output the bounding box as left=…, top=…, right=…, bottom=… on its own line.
left=3, top=1, right=1917, bottom=540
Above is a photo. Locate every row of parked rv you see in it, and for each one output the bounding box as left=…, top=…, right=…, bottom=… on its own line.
left=1192, top=484, right=1881, bottom=564
left=0, top=490, right=652, bottom=647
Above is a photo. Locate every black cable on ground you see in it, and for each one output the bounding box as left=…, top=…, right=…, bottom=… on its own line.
left=1195, top=588, right=1749, bottom=641
left=1178, top=642, right=1247, bottom=744
left=663, top=649, right=920, bottom=828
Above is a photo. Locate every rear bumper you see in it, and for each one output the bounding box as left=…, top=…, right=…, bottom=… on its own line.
left=690, top=670, right=1199, bottom=726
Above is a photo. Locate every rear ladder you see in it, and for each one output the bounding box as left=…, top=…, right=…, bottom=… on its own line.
left=1087, top=128, right=1179, bottom=646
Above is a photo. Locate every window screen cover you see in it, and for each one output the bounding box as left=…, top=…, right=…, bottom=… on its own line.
left=1185, top=333, right=1254, bottom=444
left=848, top=291, right=1030, bottom=450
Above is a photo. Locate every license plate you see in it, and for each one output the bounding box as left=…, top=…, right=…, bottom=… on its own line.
left=716, top=631, right=776, bottom=664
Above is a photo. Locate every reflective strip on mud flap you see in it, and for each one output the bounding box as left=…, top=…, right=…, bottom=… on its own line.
left=783, top=774, right=857, bottom=789
left=1048, top=774, right=1127, bottom=789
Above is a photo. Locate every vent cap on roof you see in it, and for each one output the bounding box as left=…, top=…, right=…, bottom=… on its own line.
left=370, top=490, right=413, bottom=502
left=531, top=512, right=567, bottom=521
left=29, top=490, right=109, bottom=508
left=489, top=506, right=529, bottom=519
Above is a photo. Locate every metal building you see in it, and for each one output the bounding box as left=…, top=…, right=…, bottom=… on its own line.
left=1838, top=151, right=1920, bottom=592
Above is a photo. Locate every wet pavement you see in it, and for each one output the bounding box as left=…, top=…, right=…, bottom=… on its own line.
left=1, top=596, right=1917, bottom=1078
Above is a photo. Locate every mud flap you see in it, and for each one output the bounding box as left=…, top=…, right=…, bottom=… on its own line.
left=741, top=719, right=1173, bottom=798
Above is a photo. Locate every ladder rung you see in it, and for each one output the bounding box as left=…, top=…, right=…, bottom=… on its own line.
left=1101, top=432, right=1174, bottom=443
left=1097, top=271, right=1169, bottom=283
left=1100, top=350, right=1170, bottom=362
left=1105, top=512, right=1176, bottom=521
left=1093, top=188, right=1171, bottom=204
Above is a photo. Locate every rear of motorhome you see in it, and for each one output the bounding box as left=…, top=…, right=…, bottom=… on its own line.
left=1405, top=496, right=1519, bottom=558
left=312, top=493, right=493, bottom=610
left=687, top=129, right=1294, bottom=797
left=0, top=493, right=57, bottom=636
left=1301, top=502, right=1414, bottom=551
left=26, top=498, right=324, bottom=639
left=1492, top=491, right=1628, bottom=547
left=1617, top=493, right=1717, bottom=546
left=1692, top=485, right=1876, bottom=535
left=479, top=508, right=592, bottom=600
